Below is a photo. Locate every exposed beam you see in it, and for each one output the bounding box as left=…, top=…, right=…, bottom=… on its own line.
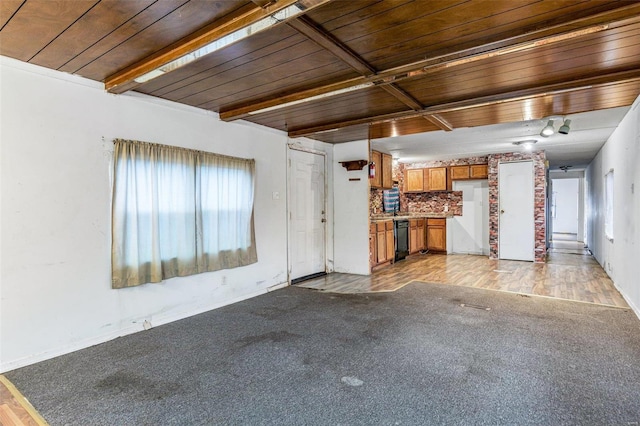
left=105, top=0, right=331, bottom=94
left=287, top=16, right=427, bottom=114
left=220, top=4, right=640, bottom=121
left=287, top=68, right=640, bottom=138
left=424, top=114, right=453, bottom=132
left=286, top=16, right=375, bottom=76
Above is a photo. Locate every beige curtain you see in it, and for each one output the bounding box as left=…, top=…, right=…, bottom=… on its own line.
left=111, top=139, right=256, bottom=289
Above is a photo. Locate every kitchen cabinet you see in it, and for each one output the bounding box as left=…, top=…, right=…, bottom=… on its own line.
left=369, top=223, right=377, bottom=269
left=370, top=220, right=395, bottom=270
left=427, top=218, right=447, bottom=253
left=470, top=164, right=488, bottom=179
left=370, top=150, right=382, bottom=188
left=450, top=164, right=489, bottom=180
left=409, top=219, right=426, bottom=254
left=405, top=168, right=424, bottom=192
left=425, top=167, right=447, bottom=191
left=450, top=165, right=470, bottom=180
left=382, top=153, right=393, bottom=189
left=370, top=150, right=393, bottom=189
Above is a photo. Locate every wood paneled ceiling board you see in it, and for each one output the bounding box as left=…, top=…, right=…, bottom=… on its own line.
left=305, top=123, right=371, bottom=144
left=57, top=0, right=192, bottom=75
left=369, top=116, right=442, bottom=140
left=249, top=86, right=410, bottom=132
left=28, top=0, right=157, bottom=70
left=83, top=1, right=250, bottom=82
left=136, top=25, right=311, bottom=96
left=0, top=0, right=23, bottom=29
left=2, top=0, right=640, bottom=154
left=0, top=0, right=98, bottom=62
left=438, top=80, right=640, bottom=130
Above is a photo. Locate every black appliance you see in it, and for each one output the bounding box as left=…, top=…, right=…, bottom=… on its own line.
left=395, top=220, right=409, bottom=261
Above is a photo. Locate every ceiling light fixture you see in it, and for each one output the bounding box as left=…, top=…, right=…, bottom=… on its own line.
left=134, top=3, right=306, bottom=84
left=513, top=140, right=537, bottom=150
left=559, top=165, right=573, bottom=172
left=558, top=119, right=571, bottom=134
left=540, top=120, right=555, bottom=137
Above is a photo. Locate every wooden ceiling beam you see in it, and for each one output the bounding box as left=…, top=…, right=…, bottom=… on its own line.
left=220, top=4, right=640, bottom=121
left=424, top=114, right=453, bottom=132
left=287, top=68, right=640, bottom=138
left=286, top=15, right=375, bottom=76
left=104, top=0, right=332, bottom=94
left=286, top=16, right=426, bottom=115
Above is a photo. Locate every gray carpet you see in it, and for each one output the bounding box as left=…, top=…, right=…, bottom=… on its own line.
left=6, top=282, right=640, bottom=425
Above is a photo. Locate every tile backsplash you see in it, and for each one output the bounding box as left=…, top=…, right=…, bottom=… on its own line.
left=369, top=156, right=488, bottom=216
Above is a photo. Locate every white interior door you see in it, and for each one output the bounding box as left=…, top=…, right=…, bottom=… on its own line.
left=289, top=149, right=326, bottom=280
left=452, top=180, right=489, bottom=255
left=499, top=161, right=535, bottom=261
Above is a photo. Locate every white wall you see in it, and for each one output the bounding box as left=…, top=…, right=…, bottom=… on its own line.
left=0, top=57, right=291, bottom=372
left=552, top=178, right=579, bottom=235
left=586, top=95, right=640, bottom=317
left=333, top=141, right=370, bottom=274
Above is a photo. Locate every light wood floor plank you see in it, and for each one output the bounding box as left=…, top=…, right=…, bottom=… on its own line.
left=297, top=252, right=628, bottom=308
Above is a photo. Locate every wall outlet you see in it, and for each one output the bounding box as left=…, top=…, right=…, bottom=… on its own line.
left=143, top=320, right=152, bottom=330
left=221, top=275, right=227, bottom=285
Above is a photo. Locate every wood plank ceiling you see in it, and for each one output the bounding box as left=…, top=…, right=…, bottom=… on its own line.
left=2, top=0, right=640, bottom=144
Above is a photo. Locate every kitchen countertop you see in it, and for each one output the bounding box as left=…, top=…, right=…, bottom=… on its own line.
left=370, top=213, right=454, bottom=222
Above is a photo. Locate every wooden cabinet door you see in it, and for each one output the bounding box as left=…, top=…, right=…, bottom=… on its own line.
left=382, top=153, right=393, bottom=189
left=405, top=169, right=424, bottom=192
left=417, top=219, right=425, bottom=251
left=427, top=219, right=446, bottom=252
left=370, top=151, right=382, bottom=188
left=450, top=165, right=470, bottom=180
left=427, top=167, right=447, bottom=191
left=409, top=225, right=418, bottom=254
left=377, top=230, right=387, bottom=262
left=386, top=228, right=395, bottom=261
left=470, top=164, right=488, bottom=179
left=369, top=223, right=377, bottom=268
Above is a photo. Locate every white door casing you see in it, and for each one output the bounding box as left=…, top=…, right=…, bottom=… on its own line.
left=289, top=148, right=326, bottom=280
left=452, top=180, right=489, bottom=255
left=499, top=161, right=535, bottom=261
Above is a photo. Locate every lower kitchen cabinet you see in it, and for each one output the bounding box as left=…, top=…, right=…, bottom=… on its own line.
left=427, top=218, right=447, bottom=253
left=409, top=219, right=426, bottom=254
left=370, top=220, right=395, bottom=270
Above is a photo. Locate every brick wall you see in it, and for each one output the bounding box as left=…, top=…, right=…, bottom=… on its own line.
left=488, top=151, right=547, bottom=262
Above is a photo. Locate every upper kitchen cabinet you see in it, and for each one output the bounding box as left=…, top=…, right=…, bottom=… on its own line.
left=370, top=150, right=393, bottom=189
left=382, top=153, right=393, bottom=189
left=370, top=151, right=382, bottom=188
left=470, top=164, right=489, bottom=179
left=425, top=167, right=448, bottom=191
left=450, top=164, right=489, bottom=180
left=405, top=168, right=424, bottom=192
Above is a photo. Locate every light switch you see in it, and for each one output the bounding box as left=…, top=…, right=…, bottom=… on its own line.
left=272, top=191, right=280, bottom=200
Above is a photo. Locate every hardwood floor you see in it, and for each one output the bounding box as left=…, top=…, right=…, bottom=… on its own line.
left=297, top=250, right=629, bottom=308
left=0, top=376, right=47, bottom=426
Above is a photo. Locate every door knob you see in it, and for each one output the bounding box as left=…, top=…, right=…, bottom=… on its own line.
left=500, top=209, right=505, bottom=214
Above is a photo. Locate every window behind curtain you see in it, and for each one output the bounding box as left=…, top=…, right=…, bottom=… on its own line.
left=111, top=139, right=257, bottom=289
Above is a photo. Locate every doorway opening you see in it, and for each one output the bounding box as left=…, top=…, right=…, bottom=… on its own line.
left=550, top=177, right=588, bottom=255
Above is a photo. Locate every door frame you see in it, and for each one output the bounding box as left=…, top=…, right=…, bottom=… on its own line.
left=286, top=143, right=328, bottom=284
left=498, top=160, right=535, bottom=261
